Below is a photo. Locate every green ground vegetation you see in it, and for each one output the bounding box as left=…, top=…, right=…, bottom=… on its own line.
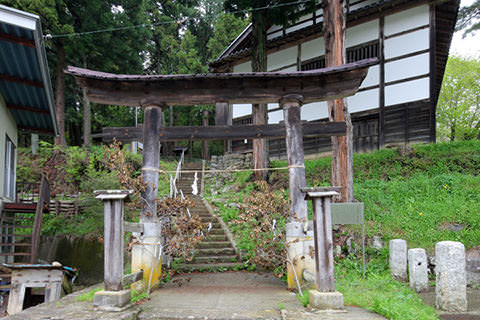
left=204, top=140, right=480, bottom=319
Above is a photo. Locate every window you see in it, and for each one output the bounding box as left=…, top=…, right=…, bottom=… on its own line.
left=301, top=40, right=379, bottom=71
left=4, top=135, right=16, bottom=200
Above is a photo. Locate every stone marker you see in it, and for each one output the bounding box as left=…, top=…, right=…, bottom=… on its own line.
left=389, top=239, right=407, bottom=281
left=408, top=248, right=428, bottom=292
left=435, top=241, right=467, bottom=312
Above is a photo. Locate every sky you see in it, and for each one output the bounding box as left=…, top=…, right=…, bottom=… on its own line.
left=450, top=0, right=480, bottom=58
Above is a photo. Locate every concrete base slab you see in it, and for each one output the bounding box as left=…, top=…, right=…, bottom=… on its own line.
left=94, top=290, right=131, bottom=312
left=309, top=290, right=344, bottom=310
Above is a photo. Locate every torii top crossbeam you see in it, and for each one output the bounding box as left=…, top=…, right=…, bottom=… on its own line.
left=65, top=59, right=375, bottom=107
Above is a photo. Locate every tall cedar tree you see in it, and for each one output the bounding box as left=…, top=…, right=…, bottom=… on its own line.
left=456, top=0, right=480, bottom=36
left=224, top=0, right=317, bottom=180
left=323, top=0, right=353, bottom=202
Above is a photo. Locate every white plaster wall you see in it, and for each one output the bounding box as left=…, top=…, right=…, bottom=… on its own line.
left=385, top=77, right=429, bottom=106
left=301, top=37, right=325, bottom=61
left=384, top=4, right=429, bottom=36
left=267, top=46, right=297, bottom=71
left=301, top=101, right=329, bottom=121
left=385, top=52, right=429, bottom=83
left=233, top=61, right=251, bottom=73
left=360, top=64, right=379, bottom=88
left=346, top=20, right=379, bottom=48
left=347, top=88, right=379, bottom=113
left=232, top=104, right=252, bottom=118
left=384, top=28, right=429, bottom=59
left=0, top=93, right=18, bottom=200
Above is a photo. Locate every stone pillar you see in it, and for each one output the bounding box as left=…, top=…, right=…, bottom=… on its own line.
left=281, top=95, right=308, bottom=289
left=136, top=103, right=164, bottom=288
left=389, top=239, right=407, bottom=281
left=93, top=190, right=133, bottom=311
left=435, top=241, right=467, bottom=312
left=303, top=188, right=343, bottom=310
left=408, top=248, right=428, bottom=292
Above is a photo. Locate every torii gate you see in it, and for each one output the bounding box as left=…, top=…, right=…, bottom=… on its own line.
left=66, top=58, right=375, bottom=308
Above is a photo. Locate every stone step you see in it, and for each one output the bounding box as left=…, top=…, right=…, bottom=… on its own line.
left=187, top=255, right=238, bottom=264
left=195, top=248, right=236, bottom=256
left=199, top=217, right=218, bottom=223
left=205, top=228, right=225, bottom=235
left=176, top=262, right=244, bottom=273
left=197, top=241, right=232, bottom=249
left=205, top=234, right=228, bottom=241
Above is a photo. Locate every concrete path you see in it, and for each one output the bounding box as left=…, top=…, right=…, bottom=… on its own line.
left=2, top=271, right=386, bottom=320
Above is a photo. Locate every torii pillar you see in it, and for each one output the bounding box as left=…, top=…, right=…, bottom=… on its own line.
left=281, top=94, right=311, bottom=289
left=132, top=102, right=164, bottom=289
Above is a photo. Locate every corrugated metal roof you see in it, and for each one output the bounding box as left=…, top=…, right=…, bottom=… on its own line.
left=0, top=5, right=57, bottom=135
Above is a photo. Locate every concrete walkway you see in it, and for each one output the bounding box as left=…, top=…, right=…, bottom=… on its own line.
left=3, top=271, right=385, bottom=320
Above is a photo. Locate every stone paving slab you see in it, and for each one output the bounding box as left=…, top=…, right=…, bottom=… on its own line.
left=2, top=271, right=386, bottom=320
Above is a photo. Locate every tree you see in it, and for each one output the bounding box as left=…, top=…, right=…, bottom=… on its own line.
left=224, top=0, right=317, bottom=180
left=323, top=0, right=353, bottom=202
left=437, top=56, right=480, bottom=141
left=207, top=13, right=248, bottom=59
left=456, top=0, right=480, bottom=36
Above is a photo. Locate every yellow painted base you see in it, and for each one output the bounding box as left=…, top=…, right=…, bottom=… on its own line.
left=132, top=244, right=162, bottom=290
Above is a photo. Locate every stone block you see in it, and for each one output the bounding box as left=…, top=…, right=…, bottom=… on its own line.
left=408, top=248, right=429, bottom=292
left=309, top=290, right=344, bottom=310
left=466, top=246, right=480, bottom=286
left=389, top=239, right=407, bottom=281
left=94, top=289, right=131, bottom=312
left=435, top=241, right=467, bottom=312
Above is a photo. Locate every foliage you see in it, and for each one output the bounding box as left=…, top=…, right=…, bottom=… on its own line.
left=131, top=290, right=150, bottom=304
left=207, top=13, right=249, bottom=59
left=336, top=255, right=438, bottom=320
left=76, top=286, right=103, bottom=302
left=437, top=56, right=480, bottom=141
left=456, top=0, right=480, bottom=36
left=230, top=181, right=289, bottom=276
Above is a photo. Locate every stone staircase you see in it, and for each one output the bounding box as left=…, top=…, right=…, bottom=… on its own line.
left=175, top=163, right=243, bottom=272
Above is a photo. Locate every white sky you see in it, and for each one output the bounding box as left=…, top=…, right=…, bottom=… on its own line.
left=450, top=0, right=480, bottom=58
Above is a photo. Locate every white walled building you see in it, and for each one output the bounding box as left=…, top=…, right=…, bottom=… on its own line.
left=0, top=5, right=57, bottom=205
left=211, top=0, right=459, bottom=157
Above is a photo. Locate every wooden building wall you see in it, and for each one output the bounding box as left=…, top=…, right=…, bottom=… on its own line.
left=227, top=2, right=436, bottom=157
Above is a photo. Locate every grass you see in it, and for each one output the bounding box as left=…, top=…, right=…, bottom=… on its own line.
left=76, top=286, right=103, bottom=302
left=336, top=254, right=438, bottom=320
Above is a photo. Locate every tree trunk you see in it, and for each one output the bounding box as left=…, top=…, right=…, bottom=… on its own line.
left=82, top=87, right=91, bottom=148
left=202, top=110, right=209, bottom=160
left=251, top=10, right=269, bottom=180
left=83, top=57, right=91, bottom=148
left=450, top=121, right=456, bottom=141
left=323, top=0, right=354, bottom=202
left=54, top=42, right=67, bottom=147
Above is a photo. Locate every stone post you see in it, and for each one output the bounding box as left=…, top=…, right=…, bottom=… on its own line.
left=389, top=239, right=407, bottom=281
left=281, top=94, right=308, bottom=289
left=408, top=248, right=428, bottom=292
left=435, top=241, right=467, bottom=312
left=93, top=190, right=133, bottom=312
left=303, top=188, right=344, bottom=310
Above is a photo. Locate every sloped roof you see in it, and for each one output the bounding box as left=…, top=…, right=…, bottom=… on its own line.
left=0, top=5, right=57, bottom=135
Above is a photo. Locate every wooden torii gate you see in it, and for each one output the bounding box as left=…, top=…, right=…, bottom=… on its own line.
left=66, top=58, right=375, bottom=304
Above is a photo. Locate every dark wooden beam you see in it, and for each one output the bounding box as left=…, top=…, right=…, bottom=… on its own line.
left=17, top=125, right=54, bottom=135
left=0, top=32, right=35, bottom=48
left=66, top=59, right=376, bottom=107
left=96, top=122, right=347, bottom=142
left=0, top=74, right=43, bottom=88
left=7, top=103, right=50, bottom=114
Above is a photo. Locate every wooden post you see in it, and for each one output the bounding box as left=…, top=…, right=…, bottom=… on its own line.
left=202, top=110, right=209, bottom=160
left=303, top=187, right=343, bottom=310
left=95, top=190, right=132, bottom=291
left=30, top=176, right=50, bottom=264
left=141, top=104, right=164, bottom=221
left=281, top=94, right=307, bottom=222
left=216, top=102, right=232, bottom=153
